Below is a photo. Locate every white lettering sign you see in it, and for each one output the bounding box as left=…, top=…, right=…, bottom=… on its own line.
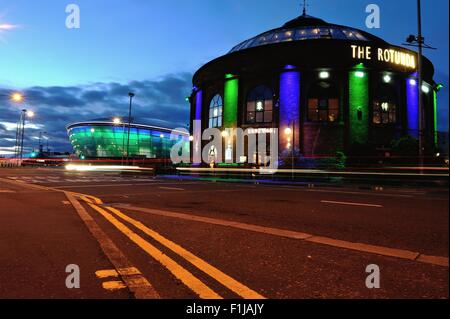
left=351, top=45, right=416, bottom=69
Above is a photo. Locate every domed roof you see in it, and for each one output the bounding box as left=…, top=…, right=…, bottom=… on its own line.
left=229, top=14, right=387, bottom=54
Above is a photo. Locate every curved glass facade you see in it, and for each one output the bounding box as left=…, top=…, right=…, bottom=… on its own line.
left=68, top=123, right=189, bottom=159
left=229, top=26, right=368, bottom=53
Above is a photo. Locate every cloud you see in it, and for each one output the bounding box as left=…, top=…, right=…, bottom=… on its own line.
left=0, top=73, right=192, bottom=155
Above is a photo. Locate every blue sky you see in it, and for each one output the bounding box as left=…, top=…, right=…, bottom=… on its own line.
left=0, top=0, right=448, bottom=154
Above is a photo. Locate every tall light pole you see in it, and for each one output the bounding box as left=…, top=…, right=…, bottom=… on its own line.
left=404, top=0, right=436, bottom=169
left=417, top=0, right=424, bottom=168
left=44, top=133, right=49, bottom=153
left=112, top=117, right=125, bottom=165
left=19, top=109, right=34, bottom=161
left=126, top=92, right=135, bottom=163
left=38, top=131, right=43, bottom=154
left=10, top=92, right=24, bottom=160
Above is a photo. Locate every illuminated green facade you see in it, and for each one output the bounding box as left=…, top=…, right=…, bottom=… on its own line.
left=67, top=123, right=188, bottom=159
left=349, top=66, right=369, bottom=145
left=223, top=76, right=239, bottom=128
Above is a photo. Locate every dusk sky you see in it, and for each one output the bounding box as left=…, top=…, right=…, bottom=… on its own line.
left=0, top=0, right=448, bottom=155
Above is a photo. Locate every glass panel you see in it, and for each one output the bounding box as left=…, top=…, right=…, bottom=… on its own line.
left=264, top=111, right=273, bottom=123
left=319, top=110, right=328, bottom=121
left=256, top=112, right=264, bottom=123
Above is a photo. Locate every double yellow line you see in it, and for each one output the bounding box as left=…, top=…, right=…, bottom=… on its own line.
left=78, top=194, right=265, bottom=300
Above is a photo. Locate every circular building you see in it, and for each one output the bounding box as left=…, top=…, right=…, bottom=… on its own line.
left=190, top=12, right=441, bottom=166
left=67, top=120, right=188, bottom=159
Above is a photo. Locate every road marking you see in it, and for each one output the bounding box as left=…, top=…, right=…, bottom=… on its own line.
left=62, top=200, right=71, bottom=205
left=64, top=192, right=160, bottom=299
left=305, top=189, right=414, bottom=198
left=1, top=177, right=447, bottom=268
left=321, top=200, right=383, bottom=208
left=113, top=204, right=448, bottom=267
left=95, top=269, right=119, bottom=279
left=52, top=183, right=184, bottom=189
left=158, top=187, right=185, bottom=191
left=0, top=189, right=15, bottom=193
left=113, top=205, right=313, bottom=240
left=105, top=206, right=265, bottom=300
left=87, top=202, right=222, bottom=299
left=416, top=254, right=449, bottom=267
left=102, top=281, right=127, bottom=290
left=305, top=236, right=419, bottom=260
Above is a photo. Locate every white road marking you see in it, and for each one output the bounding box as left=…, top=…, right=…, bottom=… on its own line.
left=305, top=189, right=414, bottom=198
left=0, top=189, right=15, bottom=193
left=52, top=182, right=199, bottom=189
left=158, top=187, right=185, bottom=191
left=321, top=200, right=383, bottom=208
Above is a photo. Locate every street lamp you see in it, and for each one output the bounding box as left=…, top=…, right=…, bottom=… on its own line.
left=10, top=92, right=24, bottom=160
left=126, top=92, right=135, bottom=164
left=11, top=92, right=23, bottom=103
left=112, top=117, right=126, bottom=164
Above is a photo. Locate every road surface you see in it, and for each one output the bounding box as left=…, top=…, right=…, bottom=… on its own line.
left=0, top=167, right=448, bottom=299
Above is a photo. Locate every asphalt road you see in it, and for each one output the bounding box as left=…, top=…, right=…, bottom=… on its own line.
left=0, top=167, right=448, bottom=299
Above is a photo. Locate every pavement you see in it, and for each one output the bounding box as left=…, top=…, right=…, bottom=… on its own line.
left=0, top=167, right=448, bottom=299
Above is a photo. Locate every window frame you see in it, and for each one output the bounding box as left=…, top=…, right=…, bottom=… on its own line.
left=208, top=94, right=223, bottom=128
left=307, top=81, right=340, bottom=123
left=245, top=85, right=274, bottom=125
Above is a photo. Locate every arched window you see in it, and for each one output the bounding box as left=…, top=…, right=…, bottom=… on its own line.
left=209, top=94, right=223, bottom=128
left=246, top=85, right=274, bottom=124
left=373, top=84, right=397, bottom=125
left=307, top=81, right=339, bottom=122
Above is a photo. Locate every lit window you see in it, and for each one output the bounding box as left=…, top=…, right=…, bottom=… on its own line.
left=373, top=84, right=397, bottom=125
left=208, top=94, right=223, bottom=128
left=307, top=82, right=339, bottom=123
left=373, top=101, right=396, bottom=124
left=246, top=85, right=274, bottom=124
left=308, top=98, right=339, bottom=122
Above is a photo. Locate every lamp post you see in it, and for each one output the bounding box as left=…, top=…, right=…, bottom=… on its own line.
left=404, top=0, right=436, bottom=170
left=126, top=92, right=135, bottom=164
left=10, top=93, right=24, bottom=161
left=416, top=0, right=424, bottom=169
left=112, top=117, right=125, bottom=165
left=44, top=133, right=49, bottom=153
left=19, top=109, right=34, bottom=162
left=38, top=131, right=47, bottom=154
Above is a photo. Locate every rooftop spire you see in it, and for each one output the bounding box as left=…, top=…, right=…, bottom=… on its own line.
left=302, top=0, right=308, bottom=16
